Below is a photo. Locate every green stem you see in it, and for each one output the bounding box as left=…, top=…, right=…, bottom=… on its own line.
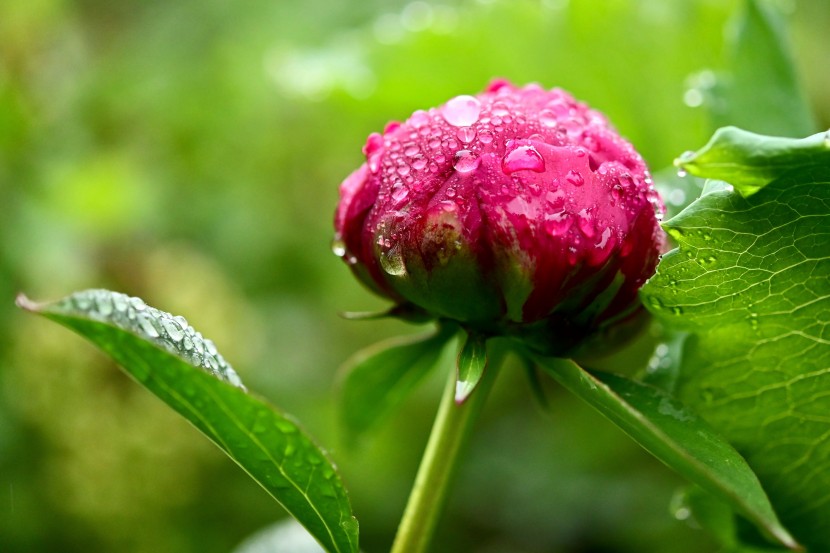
left=390, top=351, right=500, bottom=553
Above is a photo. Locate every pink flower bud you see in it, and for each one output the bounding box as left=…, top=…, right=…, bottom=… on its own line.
left=334, top=81, right=664, bottom=356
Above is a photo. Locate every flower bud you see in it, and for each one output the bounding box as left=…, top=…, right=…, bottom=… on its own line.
left=334, top=80, right=664, bottom=356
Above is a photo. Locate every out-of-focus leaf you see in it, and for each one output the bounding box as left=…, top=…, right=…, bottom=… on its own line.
left=707, top=0, right=815, bottom=137
left=642, top=148, right=829, bottom=550
left=339, top=325, right=453, bottom=444
left=455, top=332, right=488, bottom=404
left=536, top=357, right=798, bottom=550
left=17, top=289, right=359, bottom=553
left=675, top=127, right=830, bottom=196
left=675, top=487, right=792, bottom=553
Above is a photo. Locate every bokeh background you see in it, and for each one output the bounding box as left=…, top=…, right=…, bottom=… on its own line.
left=1, top=0, right=828, bottom=551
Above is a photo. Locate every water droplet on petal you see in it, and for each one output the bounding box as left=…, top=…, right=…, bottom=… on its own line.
left=380, top=244, right=407, bottom=276
left=589, top=227, right=615, bottom=265
left=368, top=152, right=382, bottom=173
left=404, top=144, right=420, bottom=157
left=409, top=109, right=430, bottom=128
left=391, top=186, right=410, bottom=203
left=442, top=95, right=482, bottom=127
left=502, top=144, right=545, bottom=174
left=478, top=130, right=494, bottom=144
left=544, top=211, right=573, bottom=236
left=453, top=150, right=480, bottom=173
left=456, top=126, right=476, bottom=143
left=577, top=208, right=595, bottom=238
left=396, top=164, right=410, bottom=176
left=363, top=132, right=383, bottom=156
left=331, top=236, right=346, bottom=257
left=566, top=170, right=584, bottom=186
left=539, top=109, right=558, bottom=127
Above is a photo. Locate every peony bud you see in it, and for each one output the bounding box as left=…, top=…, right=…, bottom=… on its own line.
left=334, top=80, right=664, bottom=356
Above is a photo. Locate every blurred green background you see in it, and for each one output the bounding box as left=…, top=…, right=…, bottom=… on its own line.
left=1, top=0, right=828, bottom=551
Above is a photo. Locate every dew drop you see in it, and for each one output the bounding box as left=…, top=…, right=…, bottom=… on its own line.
left=501, top=144, right=545, bottom=174
left=456, top=126, right=476, bottom=143
left=478, top=130, right=494, bottom=144
left=442, top=95, right=481, bottom=127
left=137, top=313, right=160, bottom=338
left=74, top=293, right=92, bottom=310
left=677, top=167, right=688, bottom=178
left=583, top=135, right=599, bottom=152
left=404, top=144, right=420, bottom=157
left=331, top=236, right=346, bottom=257
left=409, top=109, right=430, bottom=128
left=566, top=170, right=584, bottom=186
left=392, top=186, right=410, bottom=203
left=162, top=318, right=184, bottom=342
left=380, top=244, right=407, bottom=276
left=411, top=156, right=427, bottom=170
left=492, top=102, right=510, bottom=117
left=396, top=164, right=411, bottom=176
left=453, top=150, right=480, bottom=173
left=113, top=293, right=129, bottom=313
left=368, top=152, right=382, bottom=173
left=544, top=211, right=573, bottom=236
left=577, top=209, right=595, bottom=238
left=95, top=293, right=114, bottom=317
left=539, top=109, right=558, bottom=127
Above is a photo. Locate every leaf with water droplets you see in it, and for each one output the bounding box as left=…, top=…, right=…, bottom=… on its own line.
left=536, top=357, right=798, bottom=551
left=455, top=331, right=488, bottom=404
left=643, top=154, right=829, bottom=550
left=339, top=325, right=455, bottom=445
left=674, top=127, right=830, bottom=196
left=17, top=289, right=359, bottom=553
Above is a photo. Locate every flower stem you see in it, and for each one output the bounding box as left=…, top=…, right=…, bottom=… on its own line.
left=390, top=351, right=500, bottom=553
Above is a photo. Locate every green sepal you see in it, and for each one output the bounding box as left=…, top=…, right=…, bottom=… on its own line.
left=455, top=331, right=488, bottom=404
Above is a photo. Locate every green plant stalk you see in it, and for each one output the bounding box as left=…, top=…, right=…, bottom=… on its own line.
left=390, top=354, right=500, bottom=553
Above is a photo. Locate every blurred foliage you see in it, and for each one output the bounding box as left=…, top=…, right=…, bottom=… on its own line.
left=1, top=0, right=827, bottom=552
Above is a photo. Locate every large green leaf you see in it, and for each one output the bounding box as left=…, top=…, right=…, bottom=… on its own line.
left=17, top=289, right=359, bottom=553
left=537, top=357, right=797, bottom=550
left=642, top=153, right=830, bottom=549
left=339, top=325, right=453, bottom=444
left=675, top=127, right=830, bottom=196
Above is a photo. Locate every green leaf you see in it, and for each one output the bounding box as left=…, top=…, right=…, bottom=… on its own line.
left=536, top=357, right=798, bottom=551
left=455, top=331, right=488, bottom=404
left=675, top=127, right=830, bottom=196
left=707, top=0, right=815, bottom=137
left=642, top=162, right=829, bottom=550
left=339, top=325, right=453, bottom=444
left=17, top=289, right=359, bottom=553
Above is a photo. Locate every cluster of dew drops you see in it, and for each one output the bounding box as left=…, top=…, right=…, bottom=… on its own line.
left=60, top=289, right=245, bottom=390
left=344, top=84, right=664, bottom=271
